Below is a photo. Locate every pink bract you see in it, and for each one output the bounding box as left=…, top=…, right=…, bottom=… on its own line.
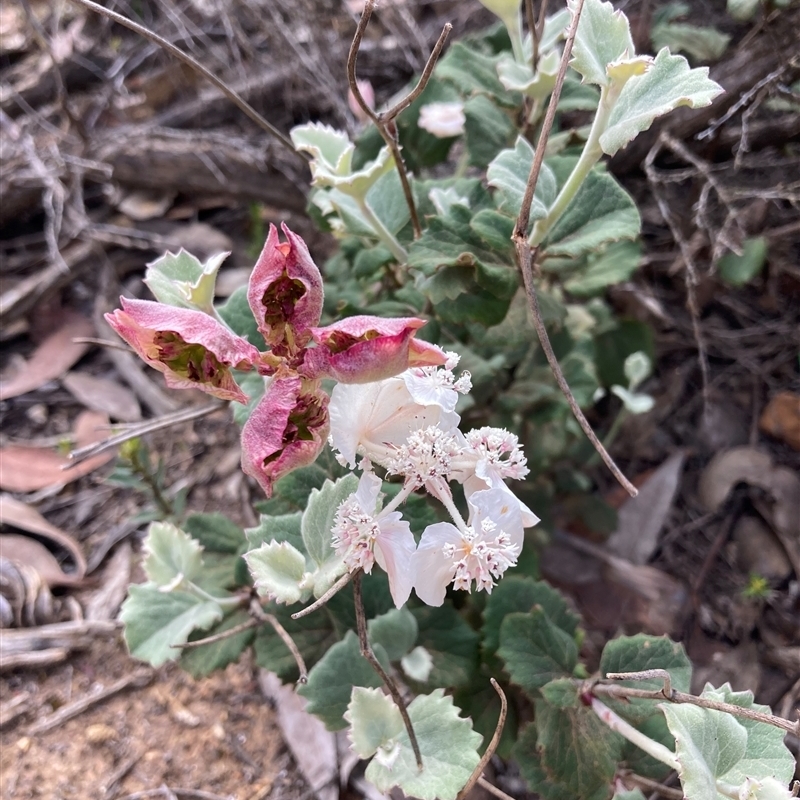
left=240, top=376, right=330, bottom=497
left=304, top=315, right=446, bottom=383
left=105, top=297, right=261, bottom=403
left=247, top=222, right=324, bottom=353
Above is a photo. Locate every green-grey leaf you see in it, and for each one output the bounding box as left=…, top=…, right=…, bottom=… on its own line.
left=463, top=95, right=515, bottom=168
left=121, top=584, right=223, bottom=667
left=614, top=790, right=647, bottom=800
left=217, top=287, right=266, bottom=350
left=301, top=474, right=359, bottom=568
left=544, top=168, right=640, bottom=257
left=662, top=683, right=795, bottom=799
left=600, top=48, right=723, bottom=156
left=246, top=512, right=305, bottom=554
left=727, top=0, right=760, bottom=21
left=184, top=512, right=246, bottom=554
left=571, top=0, right=636, bottom=86
left=540, top=678, right=581, bottom=708
left=498, top=608, right=579, bottom=695
left=652, top=21, right=730, bottom=62
left=365, top=168, right=411, bottom=236
left=291, top=122, right=352, bottom=170
left=143, top=521, right=204, bottom=587
left=298, top=631, right=388, bottom=730
left=411, top=605, right=480, bottom=689
left=368, top=608, right=418, bottom=662
left=144, top=249, right=227, bottom=312
left=600, top=633, right=692, bottom=723
left=564, top=240, right=642, bottom=295
left=718, top=237, right=767, bottom=286
left=345, top=686, right=404, bottom=760
left=487, top=137, right=557, bottom=223
left=365, top=689, right=483, bottom=800
left=401, top=646, right=434, bottom=683
left=436, top=42, right=506, bottom=99
left=244, top=541, right=310, bottom=604
left=483, top=576, right=580, bottom=656
left=180, top=609, right=255, bottom=678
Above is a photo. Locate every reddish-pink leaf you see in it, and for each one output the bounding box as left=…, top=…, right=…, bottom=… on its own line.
left=241, top=377, right=329, bottom=497
left=247, top=223, right=323, bottom=354
left=105, top=297, right=261, bottom=403
left=303, top=315, right=446, bottom=383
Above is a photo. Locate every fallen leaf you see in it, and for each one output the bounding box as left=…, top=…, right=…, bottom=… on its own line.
left=0, top=411, right=114, bottom=492
left=0, top=495, right=86, bottom=578
left=0, top=313, right=94, bottom=401
left=118, top=189, right=175, bottom=221
left=606, top=451, right=685, bottom=565
left=84, top=542, right=132, bottom=621
left=732, top=515, right=791, bottom=582
left=259, top=671, right=337, bottom=800
left=699, top=446, right=800, bottom=576
left=760, top=391, right=800, bottom=451
left=168, top=222, right=233, bottom=260
left=0, top=535, right=82, bottom=588
left=62, top=371, right=141, bottom=422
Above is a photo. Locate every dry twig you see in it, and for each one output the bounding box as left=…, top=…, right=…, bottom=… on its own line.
left=348, top=0, right=452, bottom=239
left=510, top=0, right=637, bottom=497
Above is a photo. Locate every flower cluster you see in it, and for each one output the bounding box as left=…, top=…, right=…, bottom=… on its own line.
left=328, top=355, right=538, bottom=607
left=105, top=224, right=445, bottom=496
left=108, top=225, right=537, bottom=608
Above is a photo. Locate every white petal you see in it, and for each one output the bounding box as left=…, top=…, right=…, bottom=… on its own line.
left=374, top=514, right=416, bottom=608
left=413, top=522, right=461, bottom=606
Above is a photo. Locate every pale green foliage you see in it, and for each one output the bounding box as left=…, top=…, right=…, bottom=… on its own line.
left=719, top=238, right=768, bottom=286
left=291, top=122, right=394, bottom=198
left=346, top=687, right=405, bottom=761
left=364, top=689, right=483, bottom=800
left=144, top=250, right=227, bottom=313
left=613, top=790, right=647, bottom=800
left=120, top=586, right=222, bottom=667
left=401, top=646, right=435, bottom=682
left=727, top=0, right=761, bottom=22
left=368, top=607, right=418, bottom=661
left=570, top=0, right=635, bottom=86
left=143, top=521, right=204, bottom=587
left=244, top=541, right=310, bottom=604
left=600, top=48, right=722, bottom=155
left=661, top=684, right=795, bottom=799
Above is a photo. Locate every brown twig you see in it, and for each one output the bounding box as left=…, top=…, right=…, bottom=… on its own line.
left=525, top=0, right=538, bottom=71
left=510, top=0, right=638, bottom=498
left=27, top=669, right=153, bottom=735
left=250, top=601, right=307, bottom=684
left=66, top=0, right=301, bottom=160
left=476, top=778, right=516, bottom=800
left=290, top=570, right=356, bottom=620
left=67, top=403, right=222, bottom=466
left=173, top=618, right=258, bottom=650
left=645, top=134, right=710, bottom=417
left=457, top=679, right=507, bottom=800
left=353, top=572, right=423, bottom=769
left=348, top=0, right=452, bottom=240
left=595, top=672, right=800, bottom=736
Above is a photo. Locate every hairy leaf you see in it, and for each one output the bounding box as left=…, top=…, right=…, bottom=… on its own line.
left=143, top=522, right=204, bottom=587
left=368, top=607, right=418, bottom=662
left=180, top=609, right=255, bottom=678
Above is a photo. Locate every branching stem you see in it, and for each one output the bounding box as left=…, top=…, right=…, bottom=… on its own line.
left=596, top=672, right=800, bottom=735
left=457, top=679, right=507, bottom=800
left=348, top=0, right=452, bottom=241
left=353, top=573, right=423, bottom=770
left=511, top=0, right=637, bottom=498
left=251, top=600, right=308, bottom=684
left=290, top=570, right=355, bottom=620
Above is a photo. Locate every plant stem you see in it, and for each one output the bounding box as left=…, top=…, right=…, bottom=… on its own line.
left=591, top=698, right=680, bottom=771
left=353, top=572, right=423, bottom=770
left=529, top=83, right=617, bottom=247
left=356, top=198, right=409, bottom=263
left=290, top=570, right=355, bottom=620
left=251, top=600, right=308, bottom=683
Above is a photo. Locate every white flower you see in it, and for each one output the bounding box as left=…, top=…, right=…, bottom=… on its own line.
left=418, top=102, right=466, bottom=138
left=328, top=363, right=467, bottom=469
left=331, top=471, right=416, bottom=607
left=413, top=485, right=524, bottom=606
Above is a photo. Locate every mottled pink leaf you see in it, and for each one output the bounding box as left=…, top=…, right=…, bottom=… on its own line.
left=105, top=298, right=261, bottom=403
left=303, top=315, right=445, bottom=383
left=241, top=377, right=329, bottom=497
left=247, top=223, right=324, bottom=354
